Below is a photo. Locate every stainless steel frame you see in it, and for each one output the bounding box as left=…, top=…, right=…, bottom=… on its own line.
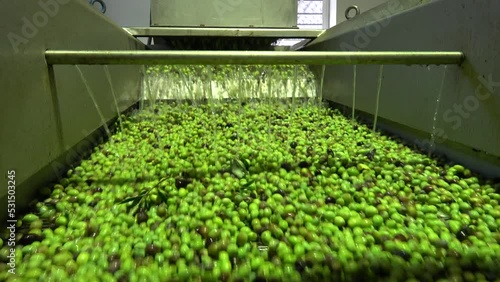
left=150, top=0, right=298, bottom=28
left=124, top=27, right=323, bottom=38
left=44, top=50, right=464, bottom=66
left=0, top=0, right=145, bottom=221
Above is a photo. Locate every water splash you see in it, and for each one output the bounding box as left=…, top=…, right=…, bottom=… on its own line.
left=373, top=65, right=384, bottom=131
left=429, top=66, right=448, bottom=156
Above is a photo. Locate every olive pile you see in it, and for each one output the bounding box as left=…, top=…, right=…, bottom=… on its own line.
left=1, top=97, right=500, bottom=281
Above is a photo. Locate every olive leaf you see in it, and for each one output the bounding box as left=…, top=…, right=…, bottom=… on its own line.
left=157, top=190, right=169, bottom=203
left=231, top=158, right=250, bottom=179
left=127, top=196, right=142, bottom=213
left=119, top=195, right=143, bottom=205
left=119, top=177, right=170, bottom=216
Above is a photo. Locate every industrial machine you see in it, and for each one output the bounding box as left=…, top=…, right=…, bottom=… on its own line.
left=1, top=0, right=499, bottom=280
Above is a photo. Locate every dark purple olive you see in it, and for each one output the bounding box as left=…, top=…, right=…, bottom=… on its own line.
left=175, top=178, right=191, bottom=189
left=274, top=189, right=286, bottom=197
left=137, top=211, right=148, bottom=224
left=294, top=259, right=306, bottom=273
left=145, top=244, right=161, bottom=256
left=393, top=234, right=408, bottom=242
left=325, top=197, right=336, bottom=204
left=19, top=234, right=44, bottom=245
left=281, top=162, right=293, bottom=171
left=86, top=224, right=99, bottom=238
left=92, top=187, right=103, bottom=194
left=391, top=249, right=411, bottom=261
left=298, top=161, right=310, bottom=168
left=290, top=142, right=297, bottom=149
left=108, top=254, right=120, bottom=262
left=168, top=250, right=180, bottom=263
left=108, top=259, right=121, bottom=274
left=423, top=185, right=434, bottom=193
left=366, top=149, right=376, bottom=161
left=456, top=226, right=473, bottom=242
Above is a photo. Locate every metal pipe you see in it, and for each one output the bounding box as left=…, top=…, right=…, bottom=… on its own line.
left=45, top=50, right=464, bottom=66
left=123, top=27, right=323, bottom=38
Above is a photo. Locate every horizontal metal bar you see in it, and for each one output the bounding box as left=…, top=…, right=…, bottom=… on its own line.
left=45, top=50, right=465, bottom=66
left=123, top=27, right=324, bottom=38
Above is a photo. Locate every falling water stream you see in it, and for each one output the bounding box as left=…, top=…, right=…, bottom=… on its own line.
left=267, top=66, right=274, bottom=139
left=428, top=66, right=448, bottom=156
left=207, top=66, right=219, bottom=153
left=103, top=66, right=123, bottom=133
left=237, top=66, right=247, bottom=158
left=139, top=66, right=148, bottom=112
left=352, top=65, right=357, bottom=120
left=292, top=65, right=298, bottom=114
left=319, top=65, right=326, bottom=106
left=76, top=65, right=113, bottom=143
left=373, top=65, right=384, bottom=131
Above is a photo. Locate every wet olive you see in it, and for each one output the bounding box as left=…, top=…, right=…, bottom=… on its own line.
left=19, top=234, right=44, bottom=245
left=325, top=197, right=336, bottom=204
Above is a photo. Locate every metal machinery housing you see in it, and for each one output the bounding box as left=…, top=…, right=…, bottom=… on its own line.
left=1, top=0, right=499, bottom=222
left=151, top=0, right=298, bottom=28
